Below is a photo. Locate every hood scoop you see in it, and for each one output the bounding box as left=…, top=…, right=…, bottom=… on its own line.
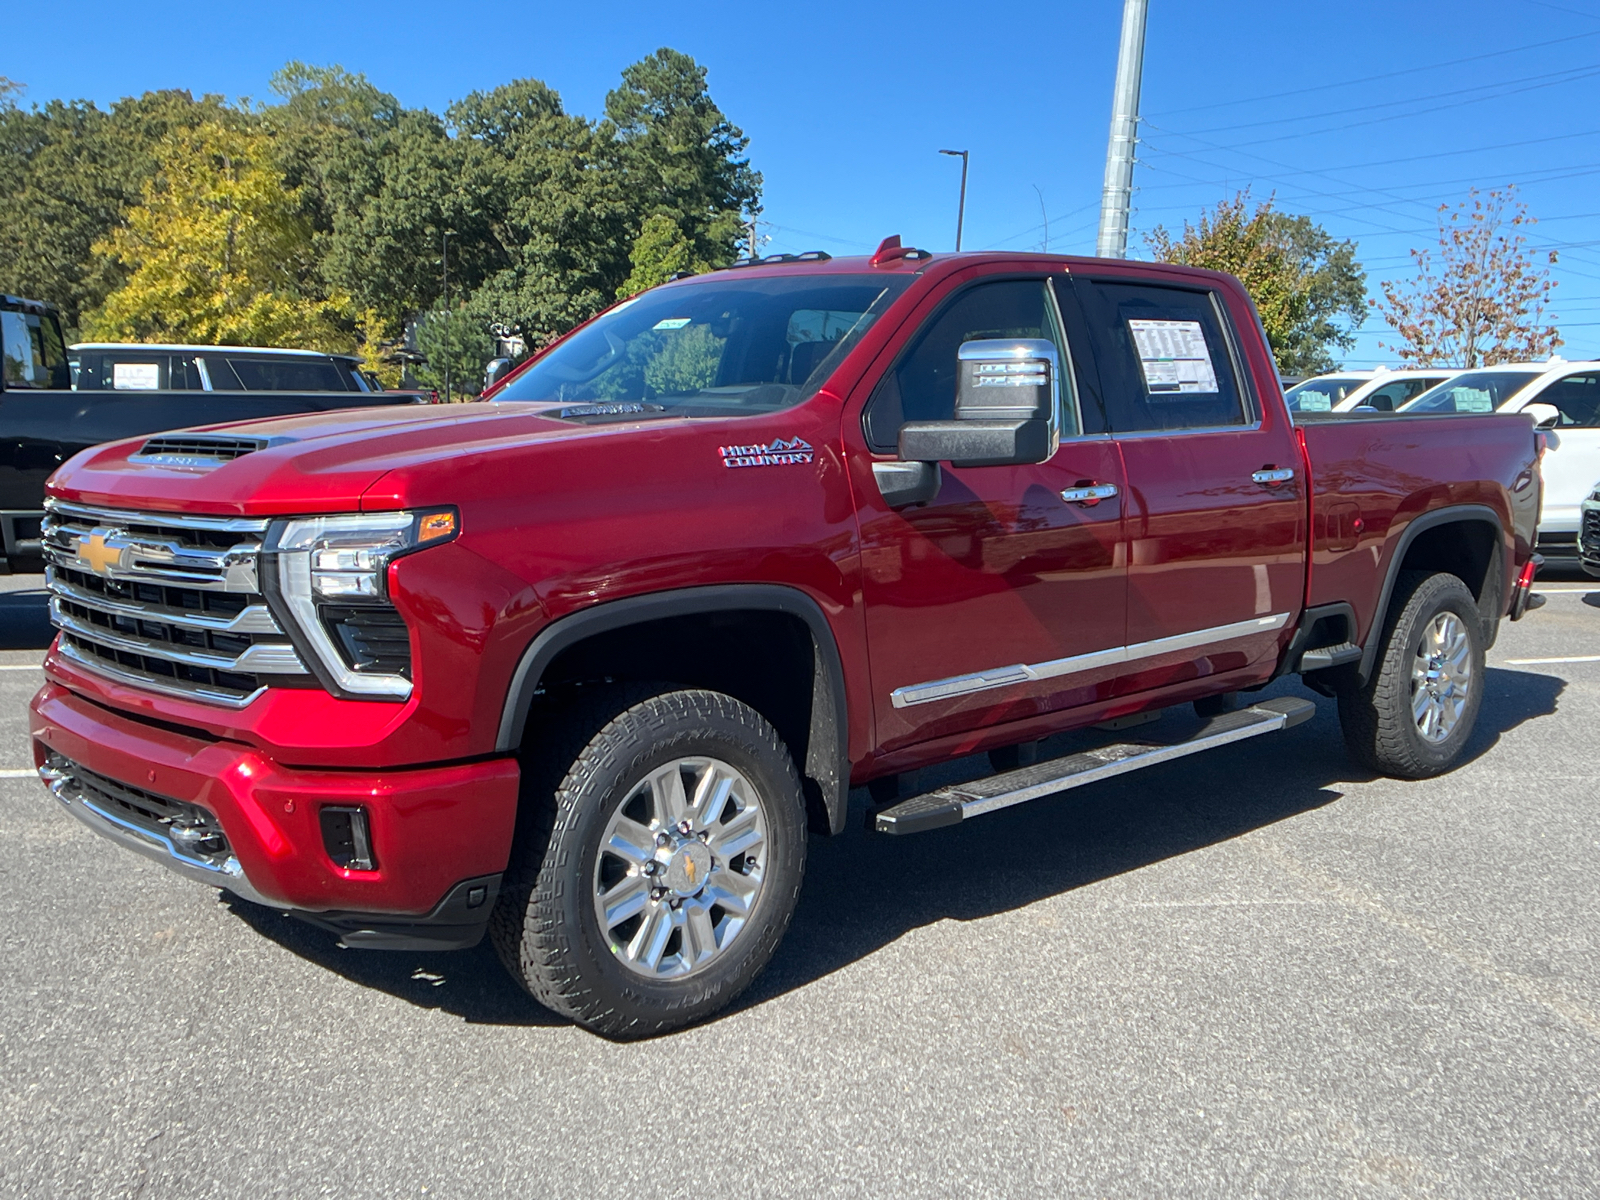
left=129, top=434, right=288, bottom=468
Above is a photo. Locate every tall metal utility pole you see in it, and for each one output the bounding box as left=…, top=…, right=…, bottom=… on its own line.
left=1095, top=0, right=1148, bottom=259
left=940, top=149, right=969, bottom=251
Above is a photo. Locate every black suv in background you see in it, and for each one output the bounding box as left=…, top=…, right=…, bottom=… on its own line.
left=69, top=343, right=387, bottom=394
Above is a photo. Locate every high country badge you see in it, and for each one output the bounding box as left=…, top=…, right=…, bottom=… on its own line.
left=719, top=437, right=814, bottom=468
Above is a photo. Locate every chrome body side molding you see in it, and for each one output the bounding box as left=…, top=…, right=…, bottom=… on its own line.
left=889, top=613, right=1291, bottom=709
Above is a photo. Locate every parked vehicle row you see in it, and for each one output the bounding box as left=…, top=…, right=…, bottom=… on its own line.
left=1284, top=366, right=1456, bottom=414
left=28, top=246, right=1542, bottom=1036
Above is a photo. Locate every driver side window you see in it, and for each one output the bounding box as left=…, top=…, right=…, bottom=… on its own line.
left=863, top=279, right=1076, bottom=452
left=1540, top=374, right=1600, bottom=426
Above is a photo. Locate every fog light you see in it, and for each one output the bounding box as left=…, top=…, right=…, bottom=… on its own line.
left=320, top=805, right=376, bottom=871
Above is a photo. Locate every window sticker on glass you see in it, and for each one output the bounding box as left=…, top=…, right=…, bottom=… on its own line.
left=1455, top=388, right=1494, bottom=413
left=112, top=362, right=161, bottom=390
left=1127, top=319, right=1219, bottom=395
left=653, top=317, right=692, bottom=330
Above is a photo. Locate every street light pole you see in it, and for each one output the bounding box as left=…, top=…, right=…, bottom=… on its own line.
left=1096, top=0, right=1149, bottom=259
left=939, top=149, right=969, bottom=251
left=441, top=229, right=452, bottom=402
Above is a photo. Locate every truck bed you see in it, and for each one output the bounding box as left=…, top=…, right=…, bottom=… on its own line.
left=1299, top=410, right=1541, bottom=649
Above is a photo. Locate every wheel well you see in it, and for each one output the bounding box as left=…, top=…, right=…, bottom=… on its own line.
left=520, top=609, right=832, bottom=831
left=1396, top=518, right=1499, bottom=612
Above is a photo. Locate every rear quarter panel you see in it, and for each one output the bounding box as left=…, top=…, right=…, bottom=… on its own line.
left=1299, top=412, right=1539, bottom=646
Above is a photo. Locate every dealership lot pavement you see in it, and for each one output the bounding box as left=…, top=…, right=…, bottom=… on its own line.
left=2, top=571, right=1598, bottom=1198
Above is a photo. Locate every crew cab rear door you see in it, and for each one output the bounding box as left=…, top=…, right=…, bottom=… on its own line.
left=847, top=269, right=1129, bottom=757
left=1065, top=274, right=1305, bottom=697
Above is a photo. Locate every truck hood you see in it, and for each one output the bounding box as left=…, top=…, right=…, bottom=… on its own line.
left=46, top=401, right=656, bottom=515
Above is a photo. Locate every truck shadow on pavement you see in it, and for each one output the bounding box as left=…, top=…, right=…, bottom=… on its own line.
left=220, top=670, right=1563, bottom=1031
left=0, top=587, right=53, bottom=649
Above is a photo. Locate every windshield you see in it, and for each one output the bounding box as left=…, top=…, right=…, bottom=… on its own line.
left=496, top=273, right=913, bottom=416
left=1401, top=369, right=1545, bottom=414
left=1284, top=376, right=1367, bottom=412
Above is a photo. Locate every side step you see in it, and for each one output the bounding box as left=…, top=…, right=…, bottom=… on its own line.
left=1299, top=642, right=1361, bottom=671
left=873, top=696, right=1317, bottom=835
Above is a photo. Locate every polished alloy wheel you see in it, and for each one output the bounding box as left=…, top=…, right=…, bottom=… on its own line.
left=1410, top=611, right=1473, bottom=743
left=593, top=756, right=768, bottom=979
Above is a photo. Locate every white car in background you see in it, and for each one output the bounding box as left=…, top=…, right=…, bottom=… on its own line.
left=1399, top=358, right=1600, bottom=564
left=1285, top=366, right=1459, bottom=414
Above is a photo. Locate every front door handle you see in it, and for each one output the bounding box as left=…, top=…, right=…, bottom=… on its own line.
left=1252, top=468, right=1295, bottom=486
left=1060, top=483, right=1120, bottom=506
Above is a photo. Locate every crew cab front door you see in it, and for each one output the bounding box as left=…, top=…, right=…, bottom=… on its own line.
left=848, top=273, right=1128, bottom=757
left=1066, top=275, right=1305, bottom=698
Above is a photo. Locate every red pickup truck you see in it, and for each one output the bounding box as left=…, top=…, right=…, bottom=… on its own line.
left=29, top=245, right=1542, bottom=1037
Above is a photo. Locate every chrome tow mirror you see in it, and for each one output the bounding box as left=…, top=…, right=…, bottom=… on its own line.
left=898, top=339, right=1057, bottom=469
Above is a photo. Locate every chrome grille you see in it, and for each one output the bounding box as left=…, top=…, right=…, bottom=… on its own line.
left=1583, top=509, right=1600, bottom=560
left=42, top=498, right=310, bottom=706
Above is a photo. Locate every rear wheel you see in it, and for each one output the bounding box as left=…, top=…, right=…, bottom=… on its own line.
left=491, top=687, right=806, bottom=1038
left=1337, top=571, right=1484, bottom=778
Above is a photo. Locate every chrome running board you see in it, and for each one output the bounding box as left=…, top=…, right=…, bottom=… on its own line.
left=873, top=696, right=1317, bottom=835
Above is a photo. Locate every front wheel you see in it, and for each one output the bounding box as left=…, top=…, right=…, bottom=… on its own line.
left=1337, top=571, right=1485, bottom=779
left=491, top=687, right=807, bottom=1038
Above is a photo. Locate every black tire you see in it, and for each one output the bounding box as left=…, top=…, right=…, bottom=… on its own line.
left=1337, top=571, right=1485, bottom=779
left=490, top=686, right=807, bottom=1038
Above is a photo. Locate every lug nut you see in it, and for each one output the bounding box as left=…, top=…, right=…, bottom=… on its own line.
left=642, top=861, right=659, bottom=876
left=650, top=887, right=667, bottom=902
left=677, top=819, right=694, bottom=836
left=697, top=830, right=710, bottom=842
left=670, top=897, right=682, bottom=910
left=656, top=832, right=672, bottom=847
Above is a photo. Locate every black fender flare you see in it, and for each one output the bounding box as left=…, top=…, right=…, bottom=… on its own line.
left=1358, top=503, right=1505, bottom=684
left=496, top=584, right=851, bottom=835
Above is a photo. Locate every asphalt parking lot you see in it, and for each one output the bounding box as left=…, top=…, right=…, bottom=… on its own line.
left=3, top=571, right=1599, bottom=1198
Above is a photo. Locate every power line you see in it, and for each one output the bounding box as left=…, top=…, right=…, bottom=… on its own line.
left=1145, top=28, right=1600, bottom=118
left=1159, top=63, right=1600, bottom=139
left=1148, top=64, right=1600, bottom=153
left=1132, top=127, right=1600, bottom=192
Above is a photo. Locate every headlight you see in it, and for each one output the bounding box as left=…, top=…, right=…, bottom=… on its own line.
left=265, top=510, right=457, bottom=699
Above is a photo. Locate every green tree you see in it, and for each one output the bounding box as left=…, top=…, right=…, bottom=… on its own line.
left=0, top=88, right=236, bottom=334
left=413, top=306, right=494, bottom=400
left=1145, top=192, right=1367, bottom=375
left=605, top=48, right=761, bottom=271
left=619, top=212, right=709, bottom=297
left=84, top=119, right=354, bottom=349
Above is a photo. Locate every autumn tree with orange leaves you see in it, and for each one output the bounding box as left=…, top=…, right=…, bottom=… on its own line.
left=1374, top=188, right=1560, bottom=367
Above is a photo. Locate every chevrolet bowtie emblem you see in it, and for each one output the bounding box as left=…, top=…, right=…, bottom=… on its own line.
left=76, top=530, right=125, bottom=575
left=684, top=856, right=698, bottom=884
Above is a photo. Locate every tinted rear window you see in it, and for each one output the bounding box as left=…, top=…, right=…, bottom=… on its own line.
left=216, top=358, right=349, bottom=391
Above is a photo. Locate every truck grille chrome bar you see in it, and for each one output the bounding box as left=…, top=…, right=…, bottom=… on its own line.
left=41, top=498, right=310, bottom=705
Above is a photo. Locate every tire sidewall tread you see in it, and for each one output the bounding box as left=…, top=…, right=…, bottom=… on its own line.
left=1338, top=570, right=1485, bottom=779
left=491, top=686, right=806, bottom=1039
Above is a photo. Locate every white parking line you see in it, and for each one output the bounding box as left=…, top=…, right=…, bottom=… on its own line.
left=1505, top=655, right=1600, bottom=665
left=1532, top=587, right=1599, bottom=594
left=0, top=768, right=37, bottom=778
left=0, top=664, right=42, bottom=671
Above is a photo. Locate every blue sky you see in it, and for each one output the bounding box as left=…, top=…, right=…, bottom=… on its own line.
left=10, top=0, right=1600, bottom=365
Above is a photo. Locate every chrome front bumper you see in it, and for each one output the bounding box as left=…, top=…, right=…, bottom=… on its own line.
left=37, top=757, right=282, bottom=910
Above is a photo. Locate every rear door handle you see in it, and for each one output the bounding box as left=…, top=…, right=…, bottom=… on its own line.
left=1060, top=483, right=1120, bottom=506
left=1252, top=468, right=1295, bottom=486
